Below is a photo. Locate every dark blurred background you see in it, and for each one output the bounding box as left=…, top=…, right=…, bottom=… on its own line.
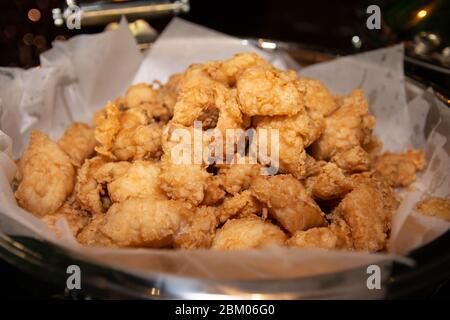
left=0, top=0, right=449, bottom=67
left=1, top=0, right=449, bottom=96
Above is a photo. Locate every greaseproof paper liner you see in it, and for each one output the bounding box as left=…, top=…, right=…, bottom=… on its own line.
left=0, top=18, right=449, bottom=280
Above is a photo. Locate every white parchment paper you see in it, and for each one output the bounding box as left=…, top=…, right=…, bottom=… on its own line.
left=0, top=18, right=449, bottom=280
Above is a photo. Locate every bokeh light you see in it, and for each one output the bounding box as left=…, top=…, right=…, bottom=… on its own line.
left=23, top=33, right=34, bottom=46
left=27, top=9, right=41, bottom=22
left=33, top=35, right=46, bottom=49
left=417, top=10, right=427, bottom=19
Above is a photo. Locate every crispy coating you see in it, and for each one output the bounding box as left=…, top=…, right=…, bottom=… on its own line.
left=237, top=67, right=305, bottom=116
left=300, top=78, right=338, bottom=119
left=174, top=206, right=218, bottom=249
left=58, top=122, right=96, bottom=167
left=15, top=131, right=75, bottom=216
left=100, top=198, right=190, bottom=247
left=94, top=102, right=121, bottom=158
left=172, top=65, right=246, bottom=136
left=94, top=102, right=163, bottom=161
left=332, top=181, right=390, bottom=252
left=112, top=121, right=163, bottom=161
left=125, top=83, right=159, bottom=109
left=159, top=73, right=183, bottom=115
left=216, top=190, right=262, bottom=223
left=350, top=171, right=400, bottom=223
left=254, top=112, right=324, bottom=178
left=415, top=197, right=450, bottom=221
left=171, top=66, right=221, bottom=127
left=42, top=198, right=90, bottom=237
left=304, top=154, right=323, bottom=177
left=364, top=135, right=383, bottom=161
left=75, top=157, right=130, bottom=214
left=16, top=52, right=429, bottom=253
left=211, top=217, right=286, bottom=250
left=107, top=160, right=166, bottom=202
left=305, top=162, right=353, bottom=200
left=204, top=52, right=272, bottom=86
left=311, top=90, right=375, bottom=160
left=330, top=146, right=370, bottom=173
left=160, top=154, right=211, bottom=205
left=77, top=215, right=113, bottom=247
left=218, top=157, right=261, bottom=194
left=254, top=110, right=324, bottom=148
left=373, top=149, right=425, bottom=187
left=250, top=175, right=326, bottom=234
left=287, top=228, right=337, bottom=249
left=202, top=175, right=226, bottom=206
left=159, top=124, right=212, bottom=205
left=74, top=157, right=107, bottom=215
left=125, top=83, right=173, bottom=122
left=329, top=217, right=354, bottom=249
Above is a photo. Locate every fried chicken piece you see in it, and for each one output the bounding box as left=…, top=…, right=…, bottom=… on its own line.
left=75, top=157, right=130, bottom=214
left=202, top=175, right=226, bottom=206
left=125, top=83, right=174, bottom=122
left=159, top=124, right=212, bottom=205
left=363, top=135, right=383, bottom=161
left=160, top=154, right=211, bottom=205
left=100, top=198, right=190, bottom=247
left=218, top=157, right=261, bottom=194
left=211, top=217, right=286, bottom=250
left=304, top=154, right=323, bottom=177
left=15, top=131, right=75, bottom=216
left=94, top=102, right=121, bottom=158
left=172, top=65, right=246, bottom=132
left=287, top=227, right=337, bottom=249
left=304, top=162, right=353, bottom=200
left=159, top=73, right=183, bottom=116
left=300, top=77, right=338, bottom=119
left=250, top=175, right=326, bottom=234
left=174, top=206, right=218, bottom=249
left=94, top=103, right=163, bottom=161
left=254, top=112, right=324, bottom=178
left=373, top=149, right=425, bottom=187
left=42, top=198, right=90, bottom=237
left=216, top=190, right=262, bottom=223
left=350, top=171, right=400, bottom=223
left=77, top=215, right=113, bottom=247
left=112, top=121, right=163, bottom=161
left=237, top=67, right=306, bottom=116
left=254, top=111, right=324, bottom=149
left=311, top=89, right=376, bottom=160
left=107, top=160, right=166, bottom=202
left=330, top=146, right=370, bottom=173
left=124, top=83, right=159, bottom=109
left=215, top=88, right=250, bottom=135
left=329, top=217, right=354, bottom=249
left=332, top=181, right=391, bottom=252
left=415, top=197, right=450, bottom=221
left=74, top=157, right=107, bottom=215
left=204, top=52, right=272, bottom=86
left=58, top=122, right=96, bottom=167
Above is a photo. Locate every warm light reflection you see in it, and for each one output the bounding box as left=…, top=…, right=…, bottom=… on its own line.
left=28, top=9, right=41, bottom=22
left=417, top=10, right=427, bottom=19
left=23, top=33, right=34, bottom=46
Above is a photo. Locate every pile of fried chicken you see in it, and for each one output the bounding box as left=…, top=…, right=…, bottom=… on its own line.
left=13, top=52, right=431, bottom=252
